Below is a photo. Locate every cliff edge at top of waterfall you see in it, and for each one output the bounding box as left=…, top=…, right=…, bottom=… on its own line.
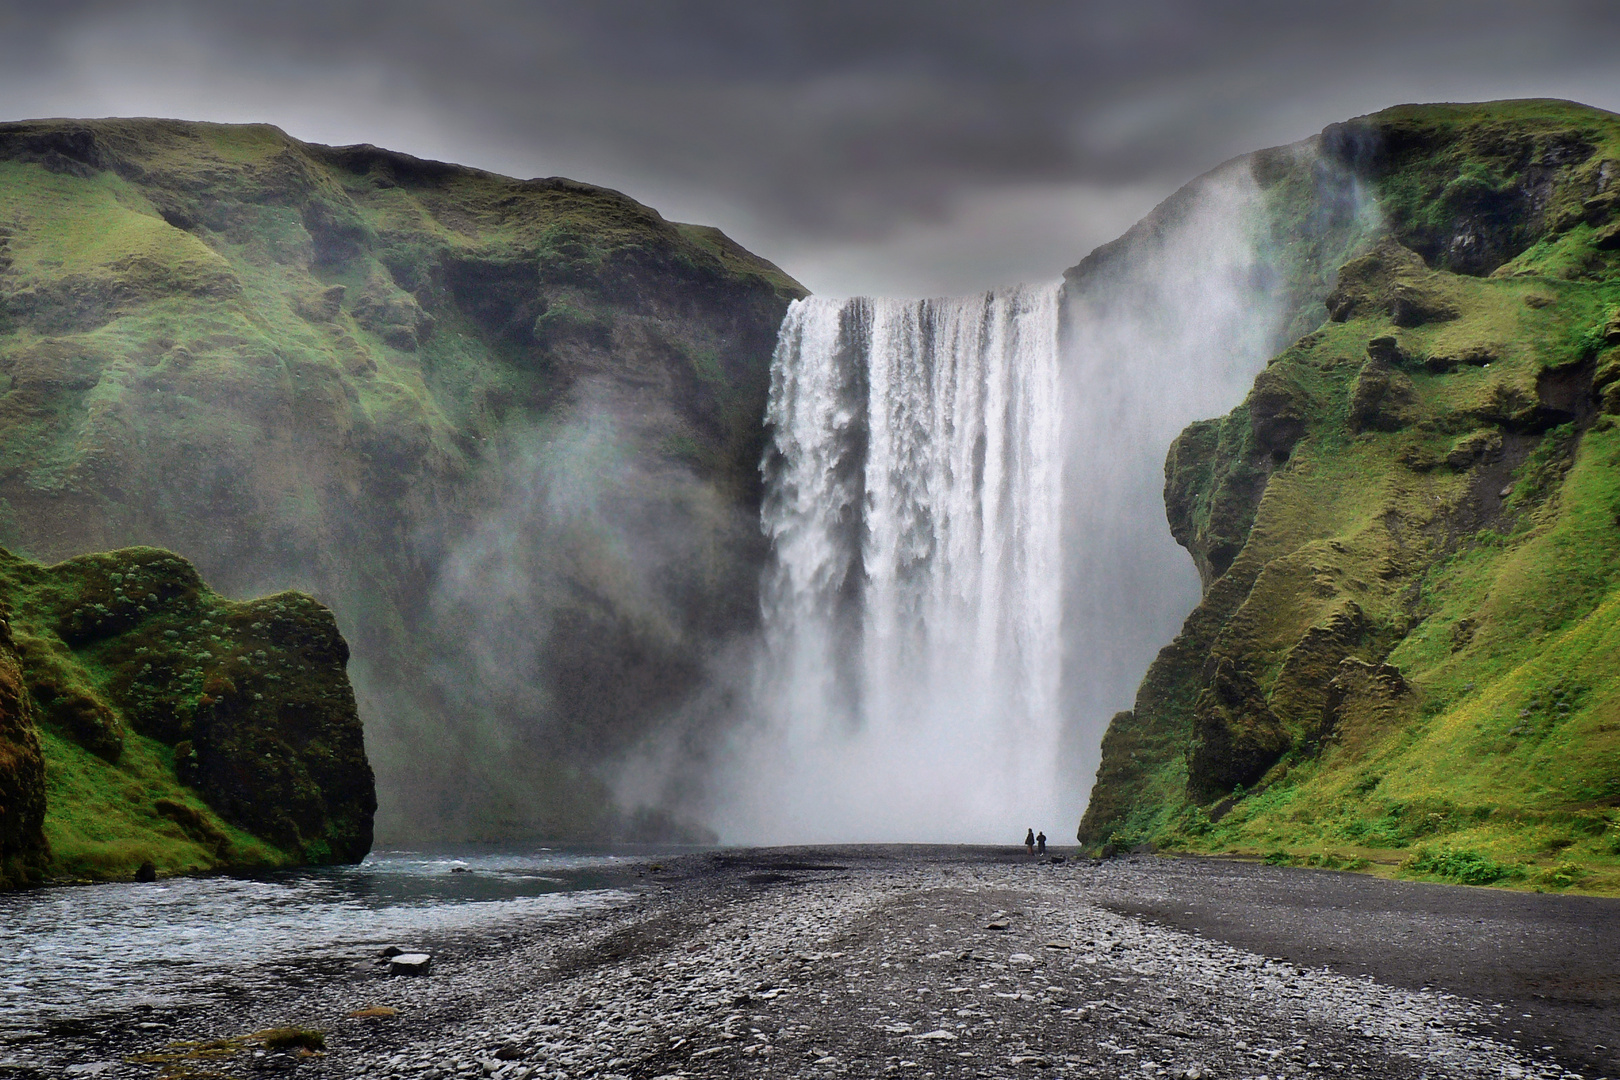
left=0, top=118, right=802, bottom=847
left=1078, top=99, right=1620, bottom=895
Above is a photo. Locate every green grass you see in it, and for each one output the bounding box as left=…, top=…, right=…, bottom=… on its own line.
left=39, top=726, right=286, bottom=880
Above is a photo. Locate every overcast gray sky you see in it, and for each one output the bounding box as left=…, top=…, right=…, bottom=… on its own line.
left=3, top=1, right=1619, bottom=296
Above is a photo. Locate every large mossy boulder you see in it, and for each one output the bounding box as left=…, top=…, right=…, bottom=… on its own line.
left=0, top=544, right=374, bottom=883
left=0, top=620, right=47, bottom=889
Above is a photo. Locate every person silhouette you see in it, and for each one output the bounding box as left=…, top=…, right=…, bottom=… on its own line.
left=1036, top=831, right=1047, bottom=855
left=1024, top=828, right=1035, bottom=855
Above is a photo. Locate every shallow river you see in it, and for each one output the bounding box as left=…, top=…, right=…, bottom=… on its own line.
left=0, top=849, right=637, bottom=1030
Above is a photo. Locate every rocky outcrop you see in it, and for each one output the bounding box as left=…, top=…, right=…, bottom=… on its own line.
left=0, top=544, right=373, bottom=882
left=1187, top=657, right=1291, bottom=803
left=1322, top=100, right=1611, bottom=276
left=1347, top=358, right=1419, bottom=433
left=0, top=119, right=804, bottom=843
left=0, top=617, right=47, bottom=889
left=1080, top=102, right=1620, bottom=888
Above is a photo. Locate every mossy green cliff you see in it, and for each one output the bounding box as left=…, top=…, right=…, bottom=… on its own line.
left=0, top=544, right=372, bottom=887
left=1079, top=100, right=1620, bottom=894
left=0, top=119, right=804, bottom=843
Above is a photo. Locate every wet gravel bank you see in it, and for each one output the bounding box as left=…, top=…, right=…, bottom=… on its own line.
left=1082, top=855, right=1619, bottom=1079
left=6, top=848, right=1615, bottom=1080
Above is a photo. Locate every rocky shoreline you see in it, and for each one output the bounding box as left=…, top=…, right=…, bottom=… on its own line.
left=6, top=848, right=1615, bottom=1080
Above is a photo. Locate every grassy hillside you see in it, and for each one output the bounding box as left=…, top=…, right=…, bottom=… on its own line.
left=0, top=119, right=804, bottom=843
left=1079, top=101, right=1620, bottom=894
left=0, top=544, right=371, bottom=885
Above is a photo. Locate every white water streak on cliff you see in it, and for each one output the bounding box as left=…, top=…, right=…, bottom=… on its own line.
left=732, top=284, right=1063, bottom=842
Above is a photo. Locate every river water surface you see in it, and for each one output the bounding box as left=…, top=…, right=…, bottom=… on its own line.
left=0, top=849, right=638, bottom=1032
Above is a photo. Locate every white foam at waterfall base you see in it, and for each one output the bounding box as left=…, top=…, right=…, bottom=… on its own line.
left=726, top=284, right=1064, bottom=843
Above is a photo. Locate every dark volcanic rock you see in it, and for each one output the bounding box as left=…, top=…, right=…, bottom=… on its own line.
left=1187, top=657, right=1291, bottom=802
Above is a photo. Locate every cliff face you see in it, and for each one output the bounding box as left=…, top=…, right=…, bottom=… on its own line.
left=1080, top=101, right=1620, bottom=892
left=0, top=544, right=372, bottom=884
left=0, top=119, right=804, bottom=841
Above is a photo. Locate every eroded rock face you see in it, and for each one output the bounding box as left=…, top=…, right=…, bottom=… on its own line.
left=1347, top=358, right=1419, bottom=433
left=1267, top=603, right=1372, bottom=738
left=1, top=544, right=374, bottom=880
left=0, top=618, right=47, bottom=889
left=1187, top=657, right=1291, bottom=803
left=1163, top=418, right=1269, bottom=592
left=1322, top=105, right=1602, bottom=276
left=1320, top=658, right=1414, bottom=758
left=1325, top=237, right=1459, bottom=325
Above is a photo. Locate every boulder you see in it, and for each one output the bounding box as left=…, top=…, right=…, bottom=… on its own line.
left=0, top=630, right=47, bottom=890
left=389, top=952, right=432, bottom=976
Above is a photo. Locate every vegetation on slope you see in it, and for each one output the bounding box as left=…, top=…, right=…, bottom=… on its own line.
left=1079, top=100, right=1620, bottom=894
left=0, top=544, right=372, bottom=885
left=0, top=119, right=804, bottom=843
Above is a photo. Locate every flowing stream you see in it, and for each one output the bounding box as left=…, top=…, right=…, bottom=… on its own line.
left=0, top=850, right=633, bottom=1031
left=737, top=284, right=1064, bottom=842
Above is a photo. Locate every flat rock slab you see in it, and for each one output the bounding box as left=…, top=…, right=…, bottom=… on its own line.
left=388, top=953, right=432, bottom=976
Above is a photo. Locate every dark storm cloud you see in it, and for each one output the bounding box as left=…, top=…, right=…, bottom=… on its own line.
left=2, top=1, right=1618, bottom=291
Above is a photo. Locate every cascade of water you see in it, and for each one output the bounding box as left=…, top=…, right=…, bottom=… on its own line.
left=716, top=156, right=1361, bottom=844
left=740, top=283, right=1063, bottom=842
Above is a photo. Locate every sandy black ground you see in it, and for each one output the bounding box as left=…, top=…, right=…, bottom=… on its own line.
left=4, top=847, right=1616, bottom=1080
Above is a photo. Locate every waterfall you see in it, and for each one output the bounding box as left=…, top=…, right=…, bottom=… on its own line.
left=710, top=155, right=1362, bottom=844
left=738, top=283, right=1064, bottom=842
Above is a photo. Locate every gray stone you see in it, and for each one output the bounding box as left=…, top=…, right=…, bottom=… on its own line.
left=391, top=952, right=433, bottom=976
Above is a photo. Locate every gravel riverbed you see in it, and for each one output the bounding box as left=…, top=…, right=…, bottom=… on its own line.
left=6, top=847, right=1615, bottom=1080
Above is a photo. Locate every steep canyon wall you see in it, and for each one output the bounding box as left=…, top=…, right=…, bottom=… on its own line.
left=0, top=118, right=802, bottom=844
left=1079, top=101, right=1620, bottom=891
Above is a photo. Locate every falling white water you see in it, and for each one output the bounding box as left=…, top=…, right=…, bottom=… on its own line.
left=731, top=283, right=1063, bottom=843
left=713, top=146, right=1372, bottom=845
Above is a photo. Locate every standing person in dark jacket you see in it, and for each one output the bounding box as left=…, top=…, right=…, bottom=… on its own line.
left=1036, top=831, right=1047, bottom=855
left=1024, top=828, right=1035, bottom=855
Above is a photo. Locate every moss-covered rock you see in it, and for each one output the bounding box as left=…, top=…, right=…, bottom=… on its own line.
left=1187, top=656, right=1292, bottom=802
left=0, top=619, right=47, bottom=889
left=1080, top=100, right=1620, bottom=895
left=1347, top=358, right=1419, bottom=433
left=0, top=544, right=373, bottom=883
left=1322, top=100, right=1618, bottom=277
